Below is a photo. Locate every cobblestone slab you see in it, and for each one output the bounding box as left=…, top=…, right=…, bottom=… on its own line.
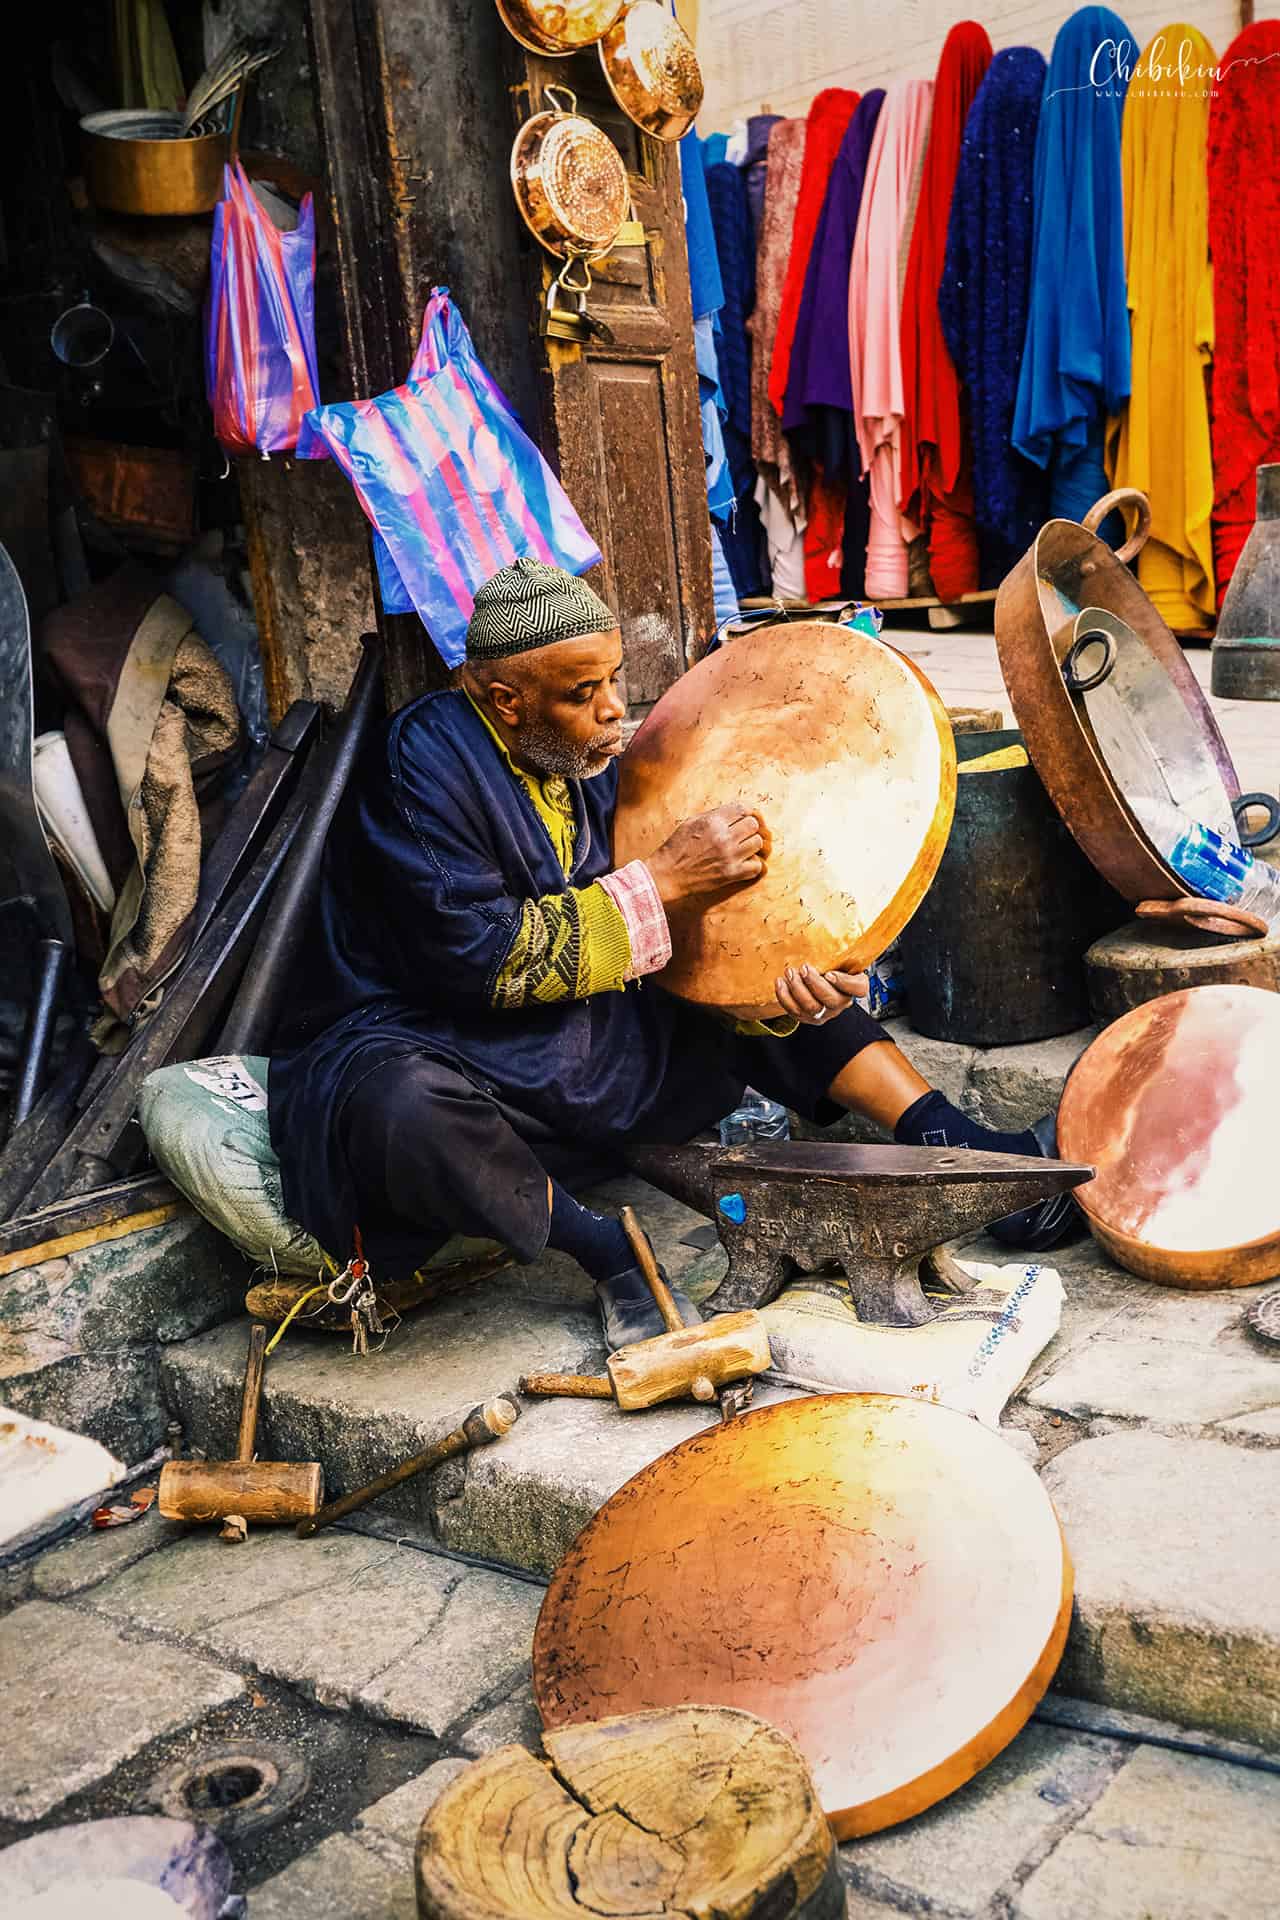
left=1014, top=1745, right=1280, bottom=1919
left=1043, top=1433, right=1280, bottom=1748
left=1, top=1599, right=242, bottom=1823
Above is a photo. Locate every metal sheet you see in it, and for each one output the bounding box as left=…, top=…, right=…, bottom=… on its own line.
left=1058, top=983, right=1280, bottom=1286
left=534, top=1393, right=1072, bottom=1839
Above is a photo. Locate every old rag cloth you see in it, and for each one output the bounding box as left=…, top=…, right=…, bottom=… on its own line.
left=768, top=89, right=860, bottom=425
left=268, top=687, right=886, bottom=1270
left=938, top=47, right=1049, bottom=585
left=1012, top=6, right=1133, bottom=531
left=1207, top=21, right=1280, bottom=602
left=705, top=156, right=767, bottom=597
left=749, top=117, right=808, bottom=516
left=1106, top=25, right=1217, bottom=629
left=848, top=77, right=935, bottom=599
left=784, top=90, right=886, bottom=601
left=41, top=567, right=242, bottom=1039
left=898, top=21, right=993, bottom=602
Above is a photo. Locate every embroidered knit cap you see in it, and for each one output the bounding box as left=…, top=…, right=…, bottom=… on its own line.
left=466, top=558, right=617, bottom=660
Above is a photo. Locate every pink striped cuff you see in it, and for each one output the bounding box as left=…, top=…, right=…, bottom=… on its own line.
left=598, top=861, right=671, bottom=980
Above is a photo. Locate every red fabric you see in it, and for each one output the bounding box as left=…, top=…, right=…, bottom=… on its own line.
left=1207, top=22, right=1280, bottom=601
left=898, top=22, right=992, bottom=517
left=768, top=88, right=859, bottom=419
left=926, top=445, right=980, bottom=601
left=803, top=477, right=848, bottom=599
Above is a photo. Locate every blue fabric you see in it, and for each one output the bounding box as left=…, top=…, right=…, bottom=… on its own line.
left=710, top=521, right=741, bottom=626
left=704, top=161, right=754, bottom=479
left=744, top=113, right=782, bottom=241
left=695, top=316, right=736, bottom=521
left=701, top=131, right=729, bottom=170
left=681, top=131, right=724, bottom=323
left=1012, top=7, right=1133, bottom=527
left=938, top=49, right=1049, bottom=583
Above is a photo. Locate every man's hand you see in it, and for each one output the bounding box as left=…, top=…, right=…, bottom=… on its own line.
left=646, top=803, right=769, bottom=908
left=774, top=965, right=869, bottom=1025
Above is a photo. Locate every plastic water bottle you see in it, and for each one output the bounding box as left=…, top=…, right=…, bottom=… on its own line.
left=1133, top=798, right=1280, bottom=924
left=718, top=1088, right=791, bottom=1147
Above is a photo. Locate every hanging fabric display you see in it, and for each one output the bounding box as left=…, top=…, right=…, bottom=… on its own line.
left=769, top=89, right=860, bottom=423
left=898, top=21, right=992, bottom=603
left=938, top=48, right=1048, bottom=586
left=1107, top=24, right=1217, bottom=629
left=784, top=90, right=885, bottom=601
left=743, top=112, right=782, bottom=241
left=1012, top=6, right=1133, bottom=531
left=1206, top=21, right=1280, bottom=604
left=848, top=77, right=934, bottom=599
left=749, top=117, right=808, bottom=513
left=705, top=154, right=766, bottom=598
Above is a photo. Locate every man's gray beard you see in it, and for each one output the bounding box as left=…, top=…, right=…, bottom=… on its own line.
left=518, top=718, right=621, bottom=779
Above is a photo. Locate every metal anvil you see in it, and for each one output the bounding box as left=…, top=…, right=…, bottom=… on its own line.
left=626, top=1141, right=1094, bottom=1327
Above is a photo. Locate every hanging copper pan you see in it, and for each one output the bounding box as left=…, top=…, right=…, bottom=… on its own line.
left=511, top=87, right=630, bottom=259
left=495, top=0, right=625, bottom=56
left=612, top=619, right=957, bottom=1019
left=534, top=1394, right=1073, bottom=1838
left=598, top=0, right=703, bottom=141
left=996, top=489, right=1246, bottom=909
left=1058, top=984, right=1280, bottom=1286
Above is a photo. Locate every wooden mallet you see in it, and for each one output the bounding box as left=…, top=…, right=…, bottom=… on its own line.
left=158, top=1324, right=323, bottom=1529
left=520, top=1206, right=772, bottom=1413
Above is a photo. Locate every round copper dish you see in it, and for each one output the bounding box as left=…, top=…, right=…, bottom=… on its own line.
left=1058, top=983, right=1280, bottom=1287
left=995, top=489, right=1241, bottom=905
left=511, top=90, right=630, bottom=258
left=496, top=0, right=625, bottom=55
left=533, top=1394, right=1073, bottom=1839
left=598, top=0, right=704, bottom=141
left=612, top=620, right=956, bottom=1019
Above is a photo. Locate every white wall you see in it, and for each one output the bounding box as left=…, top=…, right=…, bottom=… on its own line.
left=696, top=0, right=1269, bottom=132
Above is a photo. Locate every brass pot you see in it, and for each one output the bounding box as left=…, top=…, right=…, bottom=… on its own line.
left=598, top=0, right=703, bottom=141
left=496, top=0, right=625, bottom=55
left=81, top=110, right=227, bottom=217
left=511, top=88, right=630, bottom=258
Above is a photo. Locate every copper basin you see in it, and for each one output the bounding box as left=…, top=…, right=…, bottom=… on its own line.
left=612, top=621, right=956, bottom=1019
left=598, top=0, right=703, bottom=140
left=996, top=490, right=1241, bottom=904
left=496, top=0, right=625, bottom=55
left=511, top=91, right=630, bottom=258
left=81, top=110, right=227, bottom=216
left=1058, top=983, right=1280, bottom=1286
left=534, top=1394, right=1073, bottom=1838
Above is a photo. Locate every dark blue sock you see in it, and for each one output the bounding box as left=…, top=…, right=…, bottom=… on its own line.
left=894, top=1090, right=1039, bottom=1158
left=547, top=1183, right=634, bottom=1282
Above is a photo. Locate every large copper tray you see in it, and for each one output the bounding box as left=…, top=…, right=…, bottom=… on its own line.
left=996, top=490, right=1242, bottom=904
left=534, top=1394, right=1073, bottom=1838
left=1058, top=983, right=1280, bottom=1286
left=613, top=621, right=957, bottom=1019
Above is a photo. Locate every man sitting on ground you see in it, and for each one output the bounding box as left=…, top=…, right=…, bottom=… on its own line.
left=270, top=561, right=1068, bottom=1349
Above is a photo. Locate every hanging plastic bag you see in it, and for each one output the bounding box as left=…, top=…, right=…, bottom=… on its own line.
left=206, top=161, right=320, bottom=456
left=297, top=288, right=602, bottom=667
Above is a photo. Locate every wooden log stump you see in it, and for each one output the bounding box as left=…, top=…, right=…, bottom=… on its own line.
left=1085, top=916, right=1280, bottom=1023
left=415, top=1705, right=843, bottom=1920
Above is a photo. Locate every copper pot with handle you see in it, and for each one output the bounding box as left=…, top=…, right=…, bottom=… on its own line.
left=598, top=0, right=703, bottom=141
left=496, top=0, right=625, bottom=55
left=511, top=85, right=630, bottom=259
left=995, top=488, right=1276, bottom=934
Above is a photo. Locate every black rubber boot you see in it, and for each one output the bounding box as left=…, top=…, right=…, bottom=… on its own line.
left=594, top=1267, right=703, bottom=1352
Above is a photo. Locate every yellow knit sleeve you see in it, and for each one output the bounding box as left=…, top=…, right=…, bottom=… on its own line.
left=733, top=1016, right=800, bottom=1038
left=491, top=882, right=632, bottom=1008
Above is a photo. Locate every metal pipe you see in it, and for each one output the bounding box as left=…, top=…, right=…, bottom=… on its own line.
left=10, top=940, right=68, bottom=1136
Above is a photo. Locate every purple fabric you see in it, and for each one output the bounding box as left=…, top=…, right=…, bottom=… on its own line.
left=744, top=112, right=782, bottom=240
left=783, top=90, right=885, bottom=436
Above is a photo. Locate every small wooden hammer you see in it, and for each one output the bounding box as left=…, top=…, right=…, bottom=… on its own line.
left=521, top=1206, right=772, bottom=1413
left=158, top=1324, right=323, bottom=1527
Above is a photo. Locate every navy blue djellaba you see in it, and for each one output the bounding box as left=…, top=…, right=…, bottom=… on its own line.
left=268, top=687, right=884, bottom=1275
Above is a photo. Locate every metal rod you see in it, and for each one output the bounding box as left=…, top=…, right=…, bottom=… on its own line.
left=10, top=940, right=68, bottom=1137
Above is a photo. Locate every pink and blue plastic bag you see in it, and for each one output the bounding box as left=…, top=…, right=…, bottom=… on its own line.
left=296, top=289, right=602, bottom=667
left=206, top=162, right=319, bottom=457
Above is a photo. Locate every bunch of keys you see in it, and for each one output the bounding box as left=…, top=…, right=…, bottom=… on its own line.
left=542, top=252, right=615, bottom=346
left=327, top=1229, right=390, bottom=1355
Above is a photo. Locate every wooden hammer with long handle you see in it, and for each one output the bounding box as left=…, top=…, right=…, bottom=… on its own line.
left=158, top=1323, right=323, bottom=1525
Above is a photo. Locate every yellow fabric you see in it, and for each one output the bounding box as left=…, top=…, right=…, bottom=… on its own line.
left=466, top=695, right=631, bottom=1006
left=959, top=745, right=1029, bottom=774
left=1106, top=25, right=1217, bottom=629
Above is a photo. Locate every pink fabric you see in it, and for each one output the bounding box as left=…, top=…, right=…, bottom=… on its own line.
left=598, top=862, right=671, bottom=980
left=848, top=78, right=935, bottom=599
left=749, top=119, right=808, bottom=509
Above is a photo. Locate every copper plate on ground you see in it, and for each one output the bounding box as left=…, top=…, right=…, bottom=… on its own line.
left=533, top=1394, right=1073, bottom=1838
left=612, top=621, right=956, bottom=1018
left=1058, top=983, right=1280, bottom=1287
